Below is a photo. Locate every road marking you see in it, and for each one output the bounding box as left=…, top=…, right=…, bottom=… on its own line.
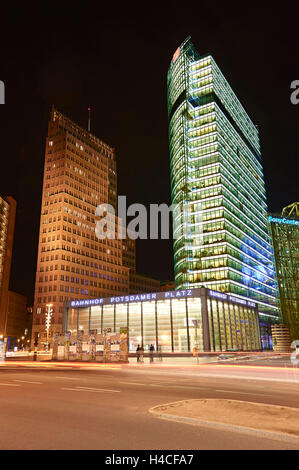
left=55, top=376, right=80, bottom=380
left=0, top=383, right=20, bottom=387
left=13, top=380, right=42, bottom=384
left=76, top=386, right=120, bottom=393
left=215, top=389, right=273, bottom=396
left=61, top=388, right=96, bottom=392
left=195, top=373, right=299, bottom=384
left=119, top=381, right=147, bottom=386
left=119, top=382, right=210, bottom=390
left=169, top=385, right=210, bottom=390
left=92, top=374, right=115, bottom=377
left=61, top=387, right=120, bottom=393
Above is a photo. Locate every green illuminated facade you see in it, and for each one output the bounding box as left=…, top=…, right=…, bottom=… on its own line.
left=269, top=205, right=299, bottom=341
left=167, top=37, right=279, bottom=322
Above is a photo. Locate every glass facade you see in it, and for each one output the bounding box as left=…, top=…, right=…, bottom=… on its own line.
left=65, top=288, right=261, bottom=352
left=167, top=38, right=279, bottom=322
left=269, top=212, right=299, bottom=342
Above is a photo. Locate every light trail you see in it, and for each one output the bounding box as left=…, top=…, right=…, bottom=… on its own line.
left=1, top=360, right=298, bottom=377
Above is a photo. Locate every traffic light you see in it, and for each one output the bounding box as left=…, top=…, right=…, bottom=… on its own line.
left=34, top=333, right=39, bottom=347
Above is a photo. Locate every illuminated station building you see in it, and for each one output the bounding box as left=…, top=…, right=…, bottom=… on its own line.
left=167, top=37, right=280, bottom=341
left=64, top=287, right=261, bottom=352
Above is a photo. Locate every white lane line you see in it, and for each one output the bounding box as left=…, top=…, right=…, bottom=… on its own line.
left=0, top=383, right=20, bottom=387
left=61, top=387, right=120, bottom=393
left=55, top=376, right=80, bottom=380
left=92, top=374, right=115, bottom=377
left=61, top=388, right=97, bottom=392
left=196, top=373, right=299, bottom=384
left=215, top=389, right=273, bottom=396
left=169, top=385, right=210, bottom=390
left=120, top=382, right=209, bottom=390
left=119, top=382, right=210, bottom=390
left=119, top=381, right=147, bottom=386
left=76, top=386, right=120, bottom=393
left=13, top=380, right=42, bottom=384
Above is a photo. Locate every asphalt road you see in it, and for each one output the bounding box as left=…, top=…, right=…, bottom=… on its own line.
left=0, top=360, right=299, bottom=450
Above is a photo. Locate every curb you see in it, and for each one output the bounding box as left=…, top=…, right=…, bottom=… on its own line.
left=149, top=407, right=299, bottom=446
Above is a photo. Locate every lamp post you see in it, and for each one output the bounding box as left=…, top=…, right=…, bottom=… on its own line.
left=45, top=304, right=53, bottom=352
left=192, top=319, right=199, bottom=364
left=0, top=334, right=6, bottom=361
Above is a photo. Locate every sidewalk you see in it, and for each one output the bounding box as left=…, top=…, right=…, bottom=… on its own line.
left=4, top=351, right=295, bottom=367
left=127, top=351, right=293, bottom=365
left=150, top=399, right=299, bottom=443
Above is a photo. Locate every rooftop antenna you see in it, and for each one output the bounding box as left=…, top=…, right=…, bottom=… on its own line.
left=88, top=106, right=91, bottom=132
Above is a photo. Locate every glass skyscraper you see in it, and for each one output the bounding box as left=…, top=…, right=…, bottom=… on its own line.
left=269, top=204, right=299, bottom=342
left=167, top=37, right=279, bottom=322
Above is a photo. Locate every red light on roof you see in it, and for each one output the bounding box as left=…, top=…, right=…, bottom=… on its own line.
left=173, top=47, right=180, bottom=63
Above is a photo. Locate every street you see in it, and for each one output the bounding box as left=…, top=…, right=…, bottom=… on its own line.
left=0, top=360, right=299, bottom=450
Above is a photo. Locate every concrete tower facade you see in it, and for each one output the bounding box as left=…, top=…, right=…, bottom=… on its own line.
left=32, top=107, right=131, bottom=347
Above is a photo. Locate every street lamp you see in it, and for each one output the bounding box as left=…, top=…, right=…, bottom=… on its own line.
left=192, top=319, right=199, bottom=364
left=45, top=304, right=53, bottom=352
left=0, top=335, right=6, bottom=361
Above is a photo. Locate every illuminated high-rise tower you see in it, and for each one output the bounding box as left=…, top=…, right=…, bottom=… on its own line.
left=32, top=107, right=159, bottom=349
left=167, top=37, right=279, bottom=321
left=0, top=196, right=16, bottom=338
left=32, top=107, right=130, bottom=346
left=269, top=203, right=299, bottom=341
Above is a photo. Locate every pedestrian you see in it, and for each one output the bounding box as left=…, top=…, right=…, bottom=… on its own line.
left=139, top=344, right=144, bottom=363
left=136, top=344, right=140, bottom=362
left=158, top=345, right=162, bottom=361
left=149, top=344, right=154, bottom=363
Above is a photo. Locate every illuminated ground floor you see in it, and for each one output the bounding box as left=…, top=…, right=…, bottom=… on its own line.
left=64, top=287, right=262, bottom=353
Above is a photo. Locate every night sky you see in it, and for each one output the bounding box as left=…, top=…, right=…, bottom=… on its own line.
left=0, top=2, right=298, bottom=304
